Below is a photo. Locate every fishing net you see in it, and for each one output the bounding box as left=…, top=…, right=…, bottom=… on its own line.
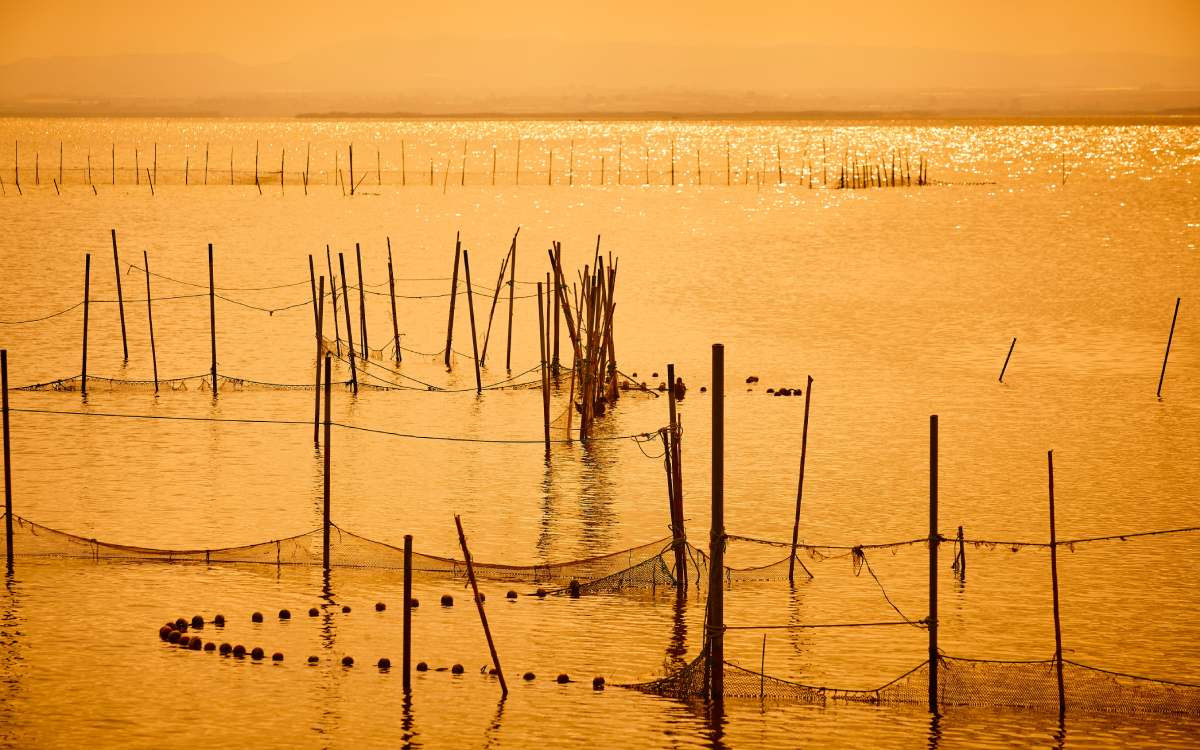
left=625, top=653, right=1200, bottom=716
left=0, top=514, right=681, bottom=591
left=14, top=373, right=342, bottom=393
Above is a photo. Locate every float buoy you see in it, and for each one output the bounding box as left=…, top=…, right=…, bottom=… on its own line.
left=593, top=676, right=605, bottom=690
left=307, top=656, right=319, bottom=664
left=440, top=595, right=453, bottom=607
left=506, top=591, right=518, bottom=600
left=451, top=664, right=464, bottom=674
left=251, top=647, right=264, bottom=660
left=232, top=645, right=246, bottom=658
left=556, top=673, right=570, bottom=684
left=416, top=662, right=428, bottom=672
left=279, top=609, right=291, bottom=620
left=251, top=612, right=263, bottom=623
left=213, top=614, right=225, bottom=627
left=219, top=643, right=232, bottom=655
left=378, top=658, right=391, bottom=669
left=341, top=656, right=354, bottom=667
left=272, top=652, right=284, bottom=662
left=190, top=615, right=204, bottom=629
left=341, top=605, right=351, bottom=614
left=375, top=602, right=386, bottom=612
left=523, top=672, right=535, bottom=681
left=308, top=608, right=319, bottom=617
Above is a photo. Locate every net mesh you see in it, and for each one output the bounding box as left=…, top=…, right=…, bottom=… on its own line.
left=0, top=513, right=679, bottom=590
left=624, top=654, right=1200, bottom=715
left=14, top=373, right=344, bottom=393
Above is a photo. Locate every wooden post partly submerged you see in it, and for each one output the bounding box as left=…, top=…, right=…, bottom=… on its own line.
left=111, top=229, right=128, bottom=361
left=403, top=534, right=413, bottom=692
left=1048, top=450, right=1066, bottom=718
left=999, top=338, right=1017, bottom=383
left=788, top=375, right=813, bottom=584
left=462, top=250, right=483, bottom=394
left=208, top=244, right=217, bottom=393
left=538, top=282, right=550, bottom=452
left=387, top=237, right=401, bottom=363
left=505, top=236, right=517, bottom=372
left=322, top=354, right=332, bottom=570
left=667, top=363, right=686, bottom=590
left=1157, top=298, right=1181, bottom=398
left=338, top=253, right=358, bottom=394
left=454, top=514, right=509, bottom=699
left=3, top=349, right=13, bottom=573
left=143, top=252, right=158, bottom=393
left=355, top=243, right=368, bottom=359
left=326, top=245, right=341, bottom=356
left=928, top=414, right=939, bottom=714
left=314, top=276, right=324, bottom=445
left=444, top=234, right=462, bottom=369
left=706, top=343, right=725, bottom=703
left=81, top=254, right=91, bottom=396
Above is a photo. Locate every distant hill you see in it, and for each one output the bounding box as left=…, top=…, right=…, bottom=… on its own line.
left=2, top=38, right=1198, bottom=116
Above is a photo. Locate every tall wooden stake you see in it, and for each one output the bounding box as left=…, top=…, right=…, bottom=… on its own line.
left=326, top=245, right=341, bottom=355
left=463, top=250, right=483, bottom=393
left=505, top=237, right=517, bottom=372
left=929, top=414, right=939, bottom=714
left=387, top=237, right=401, bottom=363
left=81, top=255, right=90, bottom=396
left=552, top=243, right=562, bottom=370
left=538, top=282, right=550, bottom=452
left=667, top=363, right=686, bottom=590
left=707, top=343, right=725, bottom=702
left=788, top=375, right=813, bottom=584
left=2, top=349, right=12, bottom=573
left=444, top=234, right=461, bottom=368
left=208, top=244, right=217, bottom=393
left=1048, top=450, right=1066, bottom=718
left=111, top=229, right=128, bottom=361
left=1157, top=297, right=1181, bottom=398
left=338, top=253, right=358, bottom=394
left=355, top=243, right=368, bottom=358
left=314, top=276, right=324, bottom=445
left=143, top=252, right=158, bottom=392
left=403, top=534, right=413, bottom=691
left=999, top=337, right=1017, bottom=383
left=322, top=355, right=332, bottom=570
left=454, top=515, right=508, bottom=699
left=349, top=144, right=355, bottom=195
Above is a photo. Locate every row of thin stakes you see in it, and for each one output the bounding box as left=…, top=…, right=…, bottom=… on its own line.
left=1, top=138, right=935, bottom=194
left=306, top=230, right=625, bottom=447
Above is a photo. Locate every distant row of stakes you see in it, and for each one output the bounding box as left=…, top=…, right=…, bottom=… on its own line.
left=2, top=138, right=933, bottom=195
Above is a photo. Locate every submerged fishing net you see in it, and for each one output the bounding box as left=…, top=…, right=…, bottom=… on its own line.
left=14, top=373, right=341, bottom=393
left=0, top=514, right=683, bottom=592
left=625, top=653, right=1200, bottom=716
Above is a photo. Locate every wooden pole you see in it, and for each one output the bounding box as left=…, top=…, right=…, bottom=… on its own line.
left=314, top=276, right=324, bottom=445
left=153, top=143, right=157, bottom=185
left=349, top=144, right=355, bottom=195
left=670, top=138, right=675, bottom=186
left=204, top=142, right=209, bottom=185
left=3, top=349, right=13, bottom=573
left=326, top=245, right=341, bottom=356
left=387, top=238, right=401, bottom=363
left=208, top=244, right=217, bottom=392
left=552, top=243, right=561, bottom=370
left=81, top=254, right=90, bottom=396
left=568, top=139, right=574, bottom=186
left=480, top=233, right=515, bottom=366
left=377, top=148, right=381, bottom=186
left=304, top=142, right=310, bottom=194
left=515, top=138, right=521, bottom=185
left=355, top=243, right=368, bottom=359
left=505, top=237, right=517, bottom=372
left=538, top=282, right=550, bottom=451
left=461, top=140, right=467, bottom=187
left=1048, top=450, right=1066, bottom=718
left=403, top=534, right=413, bottom=691
left=144, top=252, right=158, bottom=393
left=454, top=514, right=508, bottom=699
left=707, top=343, right=725, bottom=702
left=999, top=337, right=1017, bottom=382
left=59, top=140, right=63, bottom=184
left=338, top=254, right=358, bottom=394
left=110, top=229, right=128, bottom=361
left=254, top=140, right=259, bottom=188
left=463, top=250, right=483, bottom=394
left=667, top=363, right=686, bottom=590
left=492, top=145, right=497, bottom=186
left=1157, top=298, right=1181, bottom=398
left=13, top=140, right=17, bottom=187
left=929, top=414, right=939, bottom=714
left=444, top=234, right=462, bottom=368
left=322, top=354, right=332, bottom=570
left=281, top=148, right=285, bottom=194
left=788, top=374, right=813, bottom=584
left=401, top=140, right=406, bottom=186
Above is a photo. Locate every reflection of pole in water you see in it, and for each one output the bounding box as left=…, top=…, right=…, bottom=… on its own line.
left=665, top=589, right=688, bottom=672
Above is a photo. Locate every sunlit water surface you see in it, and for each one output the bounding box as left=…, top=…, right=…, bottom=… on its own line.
left=1, top=117, right=1199, bottom=748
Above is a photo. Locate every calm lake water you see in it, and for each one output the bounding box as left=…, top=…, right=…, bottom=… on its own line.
left=1, top=117, right=1199, bottom=748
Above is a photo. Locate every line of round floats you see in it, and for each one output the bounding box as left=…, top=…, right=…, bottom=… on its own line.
left=154, top=588, right=605, bottom=690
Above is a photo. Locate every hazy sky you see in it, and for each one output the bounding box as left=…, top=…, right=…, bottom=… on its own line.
left=3, top=0, right=1199, bottom=64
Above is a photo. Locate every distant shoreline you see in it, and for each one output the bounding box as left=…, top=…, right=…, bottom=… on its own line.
left=1, top=109, right=1198, bottom=125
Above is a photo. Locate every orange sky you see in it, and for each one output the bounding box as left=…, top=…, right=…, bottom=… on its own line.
left=2, top=0, right=1199, bottom=64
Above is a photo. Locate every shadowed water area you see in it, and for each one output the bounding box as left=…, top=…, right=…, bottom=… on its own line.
left=0, top=117, right=1198, bottom=748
